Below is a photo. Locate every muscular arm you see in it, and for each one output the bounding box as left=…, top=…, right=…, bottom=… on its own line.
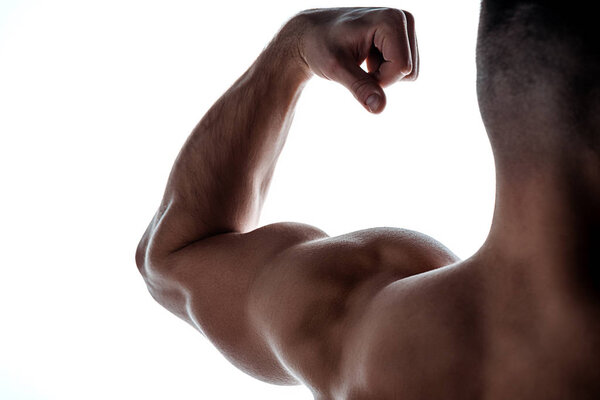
left=136, top=7, right=438, bottom=395
left=137, top=8, right=418, bottom=257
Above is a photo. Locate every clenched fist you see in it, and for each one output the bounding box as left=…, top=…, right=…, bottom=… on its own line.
left=287, top=7, right=419, bottom=113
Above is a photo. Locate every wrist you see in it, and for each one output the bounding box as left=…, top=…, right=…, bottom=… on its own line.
left=263, top=15, right=313, bottom=83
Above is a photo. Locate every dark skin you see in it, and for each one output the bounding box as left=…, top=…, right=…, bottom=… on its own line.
left=136, top=7, right=600, bottom=399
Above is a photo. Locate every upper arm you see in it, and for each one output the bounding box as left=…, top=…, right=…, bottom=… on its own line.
left=137, top=224, right=458, bottom=393
left=246, top=228, right=458, bottom=395
left=137, top=221, right=329, bottom=385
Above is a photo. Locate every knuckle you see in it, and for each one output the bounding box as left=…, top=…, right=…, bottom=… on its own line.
left=380, top=8, right=407, bottom=26
left=404, top=73, right=417, bottom=82
left=351, top=76, right=375, bottom=99
left=405, top=66, right=419, bottom=81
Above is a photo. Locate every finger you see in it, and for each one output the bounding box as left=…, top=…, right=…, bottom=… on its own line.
left=371, top=10, right=413, bottom=87
left=403, top=10, right=419, bottom=81
left=366, top=44, right=384, bottom=74
left=332, top=60, right=387, bottom=113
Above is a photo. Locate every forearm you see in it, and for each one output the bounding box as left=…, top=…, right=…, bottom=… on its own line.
left=139, top=8, right=417, bottom=262
left=146, top=20, right=310, bottom=256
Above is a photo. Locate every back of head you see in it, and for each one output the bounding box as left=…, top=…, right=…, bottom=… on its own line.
left=476, top=0, right=599, bottom=166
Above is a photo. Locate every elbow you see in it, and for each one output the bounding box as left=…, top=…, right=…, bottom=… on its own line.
left=135, top=227, right=174, bottom=281
left=135, top=241, right=147, bottom=276
left=135, top=229, right=151, bottom=277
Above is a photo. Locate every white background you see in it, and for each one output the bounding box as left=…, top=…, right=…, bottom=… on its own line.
left=0, top=0, right=493, bottom=399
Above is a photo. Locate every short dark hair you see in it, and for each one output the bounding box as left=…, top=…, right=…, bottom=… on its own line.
left=477, top=0, right=597, bottom=88
left=476, top=0, right=599, bottom=159
left=480, top=0, right=595, bottom=48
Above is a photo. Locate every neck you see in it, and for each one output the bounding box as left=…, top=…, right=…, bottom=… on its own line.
left=480, top=146, right=600, bottom=298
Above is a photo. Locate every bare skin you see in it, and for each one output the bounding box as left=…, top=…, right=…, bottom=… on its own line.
left=136, top=7, right=600, bottom=400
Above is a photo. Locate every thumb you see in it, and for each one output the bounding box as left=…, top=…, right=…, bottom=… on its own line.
left=334, top=62, right=386, bottom=113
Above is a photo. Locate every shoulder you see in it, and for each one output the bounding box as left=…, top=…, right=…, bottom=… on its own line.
left=248, top=227, right=459, bottom=393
